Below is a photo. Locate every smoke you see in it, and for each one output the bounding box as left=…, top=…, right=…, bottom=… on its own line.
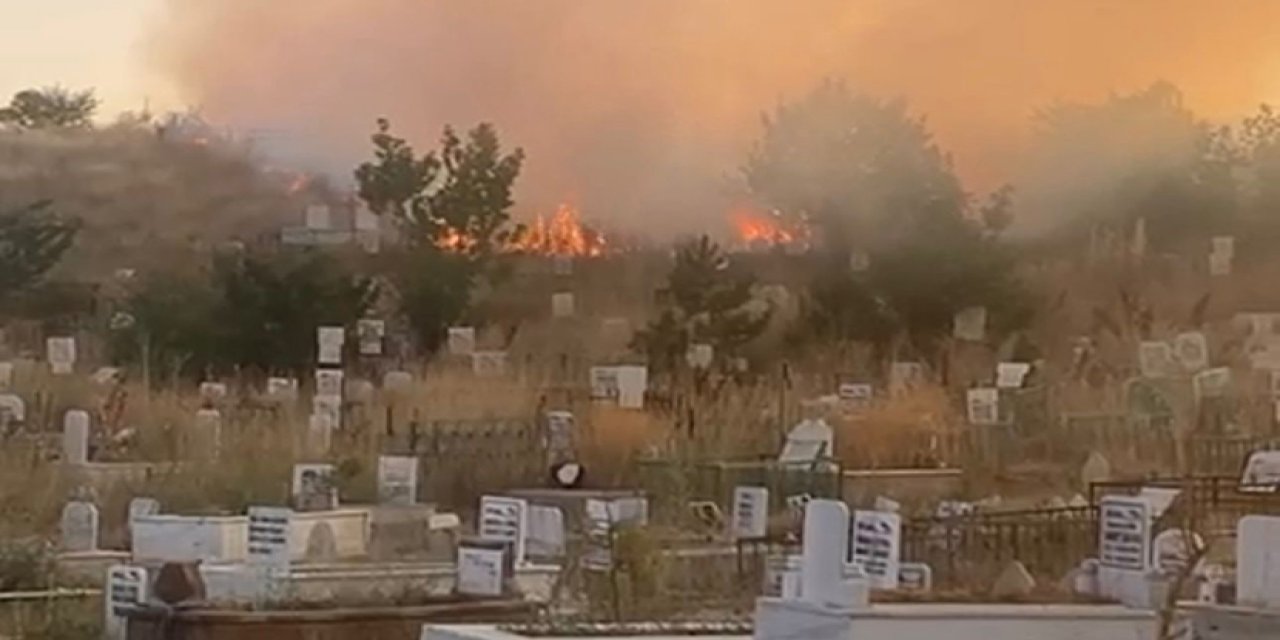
left=148, top=0, right=1280, bottom=235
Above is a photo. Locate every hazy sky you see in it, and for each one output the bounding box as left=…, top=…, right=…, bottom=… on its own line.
left=0, top=0, right=178, bottom=115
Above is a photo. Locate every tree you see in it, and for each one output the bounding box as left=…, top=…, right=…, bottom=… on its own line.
left=0, top=87, right=98, bottom=129
left=391, top=248, right=474, bottom=354
left=355, top=118, right=524, bottom=258
left=0, top=201, right=79, bottom=305
left=1018, top=82, right=1235, bottom=250
left=633, top=235, right=770, bottom=372
left=745, top=80, right=1029, bottom=361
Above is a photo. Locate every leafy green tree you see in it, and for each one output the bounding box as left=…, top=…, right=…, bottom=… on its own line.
left=355, top=118, right=524, bottom=257
left=634, top=236, right=770, bottom=372
left=0, top=87, right=98, bottom=129
left=745, top=80, right=1029, bottom=361
left=391, top=248, right=474, bottom=353
left=0, top=201, right=79, bottom=305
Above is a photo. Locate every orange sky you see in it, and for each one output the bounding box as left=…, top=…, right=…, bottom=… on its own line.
left=141, top=1, right=1280, bottom=231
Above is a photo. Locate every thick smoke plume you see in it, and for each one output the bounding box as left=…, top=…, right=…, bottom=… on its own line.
left=149, top=0, right=1280, bottom=235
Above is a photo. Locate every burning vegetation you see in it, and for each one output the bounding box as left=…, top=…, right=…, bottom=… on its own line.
left=730, top=207, right=809, bottom=251
left=511, top=204, right=606, bottom=257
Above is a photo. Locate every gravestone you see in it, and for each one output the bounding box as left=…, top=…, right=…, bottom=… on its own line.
left=1174, top=332, right=1209, bottom=372
left=292, top=464, right=338, bottom=511
left=247, top=506, right=292, bottom=570
left=456, top=540, right=506, bottom=597
left=104, top=565, right=148, bottom=640
left=127, top=498, right=160, bottom=540
left=996, top=362, right=1031, bottom=389
left=1099, top=496, right=1152, bottom=571
left=198, top=382, right=227, bottom=403
left=471, top=351, right=508, bottom=377
left=447, top=327, right=476, bottom=356
left=478, top=495, right=528, bottom=566
left=686, top=343, right=713, bottom=369
left=1240, top=450, right=1280, bottom=492
left=304, top=521, right=338, bottom=562
left=1193, top=367, right=1231, bottom=400
left=266, top=377, right=299, bottom=402
left=953, top=306, right=986, bottom=341
left=315, top=368, right=344, bottom=399
left=92, top=367, right=121, bottom=385
left=779, top=419, right=833, bottom=464
left=46, top=336, right=76, bottom=375
left=898, top=562, right=933, bottom=592
left=1080, top=451, right=1112, bottom=488
left=551, top=292, right=575, bottom=318
left=1152, top=529, right=1203, bottom=575
left=1237, top=515, right=1280, bottom=608
left=526, top=505, right=566, bottom=558
left=731, top=486, right=769, bottom=541
left=991, top=560, right=1036, bottom=599
left=764, top=554, right=803, bottom=599
left=544, top=411, right=576, bottom=464
left=848, top=510, right=901, bottom=590
left=377, top=455, right=419, bottom=505
left=1138, top=341, right=1175, bottom=378
left=802, top=500, right=863, bottom=607
left=615, top=365, right=647, bottom=409
left=589, top=366, right=620, bottom=400
left=837, top=382, right=873, bottom=409
left=888, top=362, right=925, bottom=395
left=317, top=326, right=344, bottom=365
left=357, top=319, right=385, bottom=356
left=966, top=388, right=999, bottom=425
left=61, top=501, right=99, bottom=552
left=63, top=409, right=90, bottom=465
left=0, top=393, right=25, bottom=424
left=195, top=408, right=222, bottom=455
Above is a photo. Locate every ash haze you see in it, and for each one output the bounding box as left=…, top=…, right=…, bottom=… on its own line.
left=148, top=0, right=1280, bottom=235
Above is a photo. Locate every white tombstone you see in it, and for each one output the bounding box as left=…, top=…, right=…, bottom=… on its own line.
left=304, top=204, right=330, bottom=230
left=526, top=505, right=566, bottom=558
left=1152, top=529, right=1203, bottom=575
left=779, top=419, right=833, bottom=464
left=63, top=409, right=90, bottom=465
left=849, top=509, right=901, bottom=590
left=0, top=393, right=25, bottom=423
left=1174, top=332, right=1209, bottom=372
left=898, top=562, right=933, bottom=592
left=615, top=365, right=648, bottom=409
left=996, top=362, right=1031, bottom=389
left=292, top=464, right=338, bottom=511
left=1193, top=367, right=1231, bottom=400
left=0, top=361, right=12, bottom=388
left=551, top=292, right=575, bottom=318
left=686, top=343, right=714, bottom=369
left=583, top=498, right=616, bottom=571
left=953, top=306, right=986, bottom=341
left=471, top=351, right=508, bottom=377
left=837, top=383, right=873, bottom=408
left=382, top=370, right=413, bottom=394
left=1098, top=496, right=1152, bottom=572
left=356, top=319, right=384, bottom=356
left=376, top=455, right=419, bottom=505
left=247, top=506, right=292, bottom=570
left=1237, top=516, right=1280, bottom=608
left=966, top=388, right=1000, bottom=425
left=765, top=554, right=803, bottom=599
left=104, top=565, right=148, bottom=640
left=456, top=544, right=505, bottom=596
left=731, top=486, right=769, bottom=541
left=1209, top=250, right=1232, bottom=276
left=61, top=501, right=99, bottom=552
left=589, top=366, right=619, bottom=400
left=317, top=326, right=345, bottom=365
left=91, top=366, right=121, bottom=386
left=198, top=382, right=227, bottom=402
left=46, top=336, right=76, bottom=375
left=266, top=377, right=299, bottom=402
left=447, top=327, right=476, bottom=356
left=801, top=499, right=865, bottom=607
left=1240, top=450, right=1280, bottom=492
left=315, top=368, right=344, bottom=399
left=1138, top=341, right=1175, bottom=378
left=478, top=496, right=528, bottom=566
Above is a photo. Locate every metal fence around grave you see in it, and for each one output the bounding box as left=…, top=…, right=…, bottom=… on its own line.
left=1090, top=474, right=1280, bottom=533
left=386, top=418, right=544, bottom=508
left=901, top=506, right=1097, bottom=589
left=635, top=458, right=842, bottom=521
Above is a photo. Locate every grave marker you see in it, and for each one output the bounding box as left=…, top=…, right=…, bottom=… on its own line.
left=315, top=368, right=344, bottom=399
left=306, top=412, right=333, bottom=453
left=615, top=365, right=647, bottom=409
left=447, top=327, right=476, bottom=356
left=198, top=382, right=227, bottom=402
left=1138, top=341, right=1175, bottom=378
left=778, top=419, right=833, bottom=464
left=0, top=393, right=25, bottom=424
left=802, top=500, right=853, bottom=606
left=478, top=496, right=528, bottom=566
left=292, top=464, right=338, bottom=511
left=317, top=326, right=345, bottom=365
left=247, top=506, right=292, bottom=571
left=456, top=542, right=505, bottom=596
left=377, top=455, right=419, bottom=505
left=471, top=351, right=508, bottom=377
left=898, top=562, right=933, bottom=592
left=996, top=362, right=1031, bottom=389
left=105, top=565, right=148, bottom=640
left=46, top=336, right=76, bottom=375
left=526, top=505, right=566, bottom=558
left=61, top=500, right=99, bottom=552
left=1209, top=250, right=1232, bottom=276
left=1193, top=367, right=1231, bottom=400
left=1240, top=450, right=1280, bottom=492
left=266, top=377, right=299, bottom=402
left=731, top=486, right=769, bottom=540
left=966, top=388, right=999, bottom=425
left=63, top=409, right=89, bottom=465
left=1236, top=515, right=1280, bottom=608
left=589, top=366, right=619, bottom=400
left=1174, top=332, right=1209, bottom=371
left=1099, top=496, right=1152, bottom=571
left=888, top=362, right=924, bottom=395
left=127, top=498, right=159, bottom=538
left=686, top=343, right=713, bottom=369
left=195, top=408, right=222, bottom=454
left=583, top=498, right=615, bottom=571
left=544, top=411, right=575, bottom=463
left=356, top=319, right=385, bottom=356
left=953, top=306, right=986, bottom=341
left=1152, top=529, right=1203, bottom=575
left=848, top=510, right=901, bottom=590
left=837, top=382, right=873, bottom=409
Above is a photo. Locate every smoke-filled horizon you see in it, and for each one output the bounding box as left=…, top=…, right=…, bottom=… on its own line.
left=149, top=0, right=1280, bottom=236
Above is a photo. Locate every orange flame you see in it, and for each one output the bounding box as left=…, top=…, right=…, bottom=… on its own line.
left=732, top=208, right=802, bottom=246
left=512, top=203, right=606, bottom=256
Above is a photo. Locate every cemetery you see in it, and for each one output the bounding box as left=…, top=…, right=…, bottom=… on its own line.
left=7, top=18, right=1280, bottom=639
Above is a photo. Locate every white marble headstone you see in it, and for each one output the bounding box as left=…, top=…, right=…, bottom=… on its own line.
left=1098, top=496, right=1152, bottom=571
left=615, top=365, right=647, bottom=409
left=779, top=419, right=833, bottom=464
left=966, top=388, right=999, bottom=425
left=1237, top=515, right=1280, bottom=609
left=953, top=306, right=987, bottom=341
left=63, top=409, right=90, bottom=465
left=848, top=510, right=901, bottom=590
left=478, top=495, right=529, bottom=566
left=686, top=343, right=714, bottom=369
left=731, top=486, right=769, bottom=541
left=456, top=544, right=505, bottom=596
left=46, top=336, right=76, bottom=375
left=376, top=455, right=419, bottom=505
left=996, top=362, right=1031, bottom=389
left=801, top=499, right=853, bottom=606
left=104, top=565, right=148, bottom=640
left=356, top=319, right=384, bottom=356
left=61, top=501, right=99, bottom=552
left=526, top=505, right=566, bottom=558
left=447, top=327, right=476, bottom=356
left=247, top=506, right=292, bottom=570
